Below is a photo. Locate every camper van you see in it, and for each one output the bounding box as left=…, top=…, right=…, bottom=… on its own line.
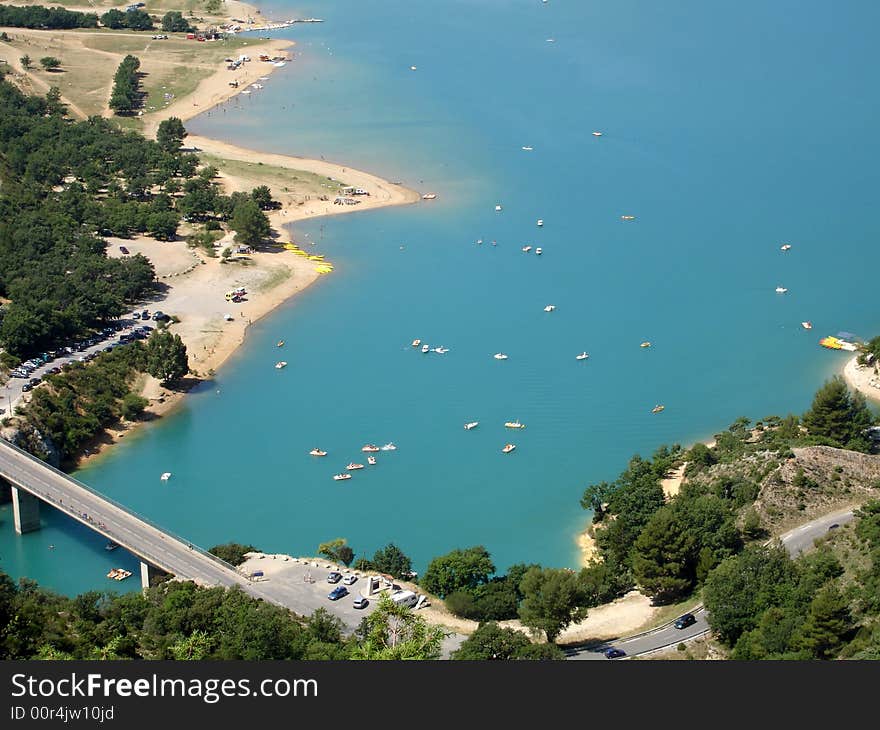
left=390, top=590, right=418, bottom=608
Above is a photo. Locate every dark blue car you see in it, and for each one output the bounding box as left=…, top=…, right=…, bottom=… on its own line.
left=604, top=647, right=626, bottom=659
left=327, top=586, right=349, bottom=601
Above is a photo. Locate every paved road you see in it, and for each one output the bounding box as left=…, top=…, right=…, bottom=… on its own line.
left=565, top=506, right=857, bottom=660
left=3, top=318, right=149, bottom=414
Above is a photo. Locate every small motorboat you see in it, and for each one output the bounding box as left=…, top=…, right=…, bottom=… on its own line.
left=422, top=193, right=437, bottom=200
left=495, top=204, right=503, bottom=211
left=640, top=341, right=652, bottom=348
left=780, top=244, right=792, bottom=251
left=411, top=339, right=421, bottom=347
left=380, top=442, right=397, bottom=451
left=310, top=448, right=328, bottom=457
left=160, top=472, right=171, bottom=481
left=621, top=215, right=636, bottom=221
left=114, top=569, right=132, bottom=581
left=105, top=542, right=118, bottom=552
left=277, top=340, right=285, bottom=347
left=434, top=346, right=450, bottom=354
left=522, top=245, right=532, bottom=253
left=502, top=443, right=516, bottom=454
left=367, top=455, right=377, bottom=465
left=505, top=421, right=526, bottom=429
left=522, top=146, right=534, bottom=151
left=775, top=286, right=788, bottom=294
left=801, top=321, right=813, bottom=330
left=410, top=65, right=417, bottom=70
left=333, top=473, right=352, bottom=481
left=576, top=352, right=589, bottom=361
left=535, top=247, right=543, bottom=255
left=536, top=219, right=544, bottom=227
left=421, top=344, right=430, bottom=353
left=464, top=421, right=479, bottom=430
left=494, top=353, right=509, bottom=360
left=362, top=444, right=381, bottom=452
left=592, top=131, right=603, bottom=137
left=106, top=569, right=119, bottom=579
left=652, top=404, right=665, bottom=414
left=275, top=361, right=288, bottom=369
left=544, top=305, right=556, bottom=312
left=347, top=462, right=365, bottom=471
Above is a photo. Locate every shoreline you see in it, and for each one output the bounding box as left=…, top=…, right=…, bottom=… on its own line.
left=842, top=354, right=880, bottom=404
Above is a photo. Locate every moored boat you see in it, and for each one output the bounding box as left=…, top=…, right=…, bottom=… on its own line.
left=333, top=473, right=352, bottom=481
left=504, top=420, right=525, bottom=429
left=160, top=472, right=171, bottom=481
left=380, top=442, right=397, bottom=451
left=367, top=455, right=377, bottom=465
left=347, top=462, right=365, bottom=470
left=105, top=542, right=118, bottom=551
left=522, top=245, right=532, bottom=253
left=412, top=339, right=421, bottom=347
left=362, top=444, right=380, bottom=453
left=640, top=341, right=652, bottom=348
left=775, top=286, right=788, bottom=294
left=801, top=322, right=813, bottom=330
left=535, top=247, right=543, bottom=255
left=544, top=305, right=555, bottom=312
left=494, top=353, right=508, bottom=360
left=464, top=421, right=479, bottom=430
left=309, top=448, right=327, bottom=457
left=652, top=404, right=665, bottom=414
left=781, top=244, right=792, bottom=251
left=576, top=352, right=589, bottom=360
left=502, top=443, right=516, bottom=454
left=275, top=361, right=288, bottom=368
left=421, top=344, right=430, bottom=353
left=277, top=340, right=284, bottom=347
left=536, top=219, right=544, bottom=227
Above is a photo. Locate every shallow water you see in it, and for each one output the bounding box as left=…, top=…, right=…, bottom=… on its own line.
left=3, top=0, right=880, bottom=594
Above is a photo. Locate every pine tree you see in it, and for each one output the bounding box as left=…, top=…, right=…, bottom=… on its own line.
left=799, top=585, right=851, bottom=659
left=802, top=376, right=873, bottom=450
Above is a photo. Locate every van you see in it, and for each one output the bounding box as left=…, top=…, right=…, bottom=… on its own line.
left=390, top=590, right=418, bottom=608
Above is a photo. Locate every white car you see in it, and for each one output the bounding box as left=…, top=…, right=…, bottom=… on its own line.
left=342, top=575, right=357, bottom=585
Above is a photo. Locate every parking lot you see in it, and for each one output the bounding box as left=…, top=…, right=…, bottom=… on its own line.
left=2, top=313, right=166, bottom=413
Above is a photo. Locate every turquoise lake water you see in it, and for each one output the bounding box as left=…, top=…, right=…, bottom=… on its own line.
left=3, top=0, right=880, bottom=595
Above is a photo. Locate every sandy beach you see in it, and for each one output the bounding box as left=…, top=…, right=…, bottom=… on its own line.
left=843, top=355, right=880, bottom=403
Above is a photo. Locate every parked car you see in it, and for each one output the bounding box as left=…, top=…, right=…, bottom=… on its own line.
left=327, top=572, right=342, bottom=584
left=141, top=310, right=149, bottom=319
left=353, top=597, right=369, bottom=609
left=47, top=367, right=61, bottom=375
left=827, top=523, right=840, bottom=532
left=28, top=377, right=41, bottom=385
left=327, top=586, right=349, bottom=601
left=603, top=647, right=626, bottom=659
left=342, top=575, right=358, bottom=585
left=152, top=311, right=170, bottom=322
left=132, top=312, right=141, bottom=320
left=21, top=383, right=32, bottom=392
left=674, top=613, right=697, bottom=630
left=119, top=246, right=130, bottom=255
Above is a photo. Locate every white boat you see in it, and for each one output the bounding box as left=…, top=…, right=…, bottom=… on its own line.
left=273, top=61, right=286, bottom=67
left=505, top=420, right=525, bottom=429
left=521, top=146, right=533, bottom=151
left=411, top=339, right=421, bottom=347
left=502, top=443, right=516, bottom=454
left=780, top=244, right=792, bottom=251
left=652, top=404, right=665, bottom=414
left=536, top=219, right=544, bottom=227
left=576, top=352, right=589, bottom=361
left=421, top=344, right=430, bottom=353
left=495, top=204, right=503, bottom=211
left=434, top=346, right=450, bottom=354
left=410, top=65, right=417, bottom=70
left=160, top=472, right=171, bottom=481
left=522, top=245, right=532, bottom=253
left=544, top=305, right=556, bottom=312
left=347, top=462, right=365, bottom=471
left=592, top=131, right=603, bottom=137
left=801, top=321, right=813, bottom=330
left=367, top=455, right=377, bottom=465
left=309, top=448, right=327, bottom=457
left=333, top=473, right=351, bottom=481
left=362, top=444, right=380, bottom=453
left=535, top=247, right=543, bottom=255
left=621, top=215, right=635, bottom=221
left=380, top=442, right=397, bottom=451
left=464, top=421, right=479, bottom=430
left=775, top=287, right=788, bottom=294
left=494, top=353, right=508, bottom=360
left=275, top=361, right=287, bottom=369
left=422, top=193, right=437, bottom=200
left=640, top=341, right=652, bottom=348
left=105, top=542, right=118, bottom=551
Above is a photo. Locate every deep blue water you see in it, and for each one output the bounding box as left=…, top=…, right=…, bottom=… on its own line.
left=3, top=0, right=880, bottom=595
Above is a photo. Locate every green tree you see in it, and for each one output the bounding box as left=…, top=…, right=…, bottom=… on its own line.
left=208, top=543, right=258, bottom=566
left=798, top=585, right=851, bottom=659
left=145, top=329, right=188, bottom=385
left=802, top=376, right=873, bottom=451
left=39, top=56, right=61, bottom=71
left=169, top=630, right=213, bottom=660
left=350, top=594, right=446, bottom=660
left=100, top=9, right=127, bottom=29
left=230, top=199, right=271, bottom=246
left=124, top=9, right=154, bottom=31
left=156, top=117, right=187, bottom=155
left=251, top=185, right=276, bottom=210
left=421, top=546, right=495, bottom=597
left=580, top=480, right=614, bottom=522
left=317, top=538, right=355, bottom=566
left=20, top=55, right=31, bottom=69
left=161, top=11, right=192, bottom=32
left=120, top=392, right=148, bottom=420
left=517, top=567, right=588, bottom=644
left=632, top=507, right=695, bottom=603
left=452, top=622, right=537, bottom=660
left=353, top=543, right=414, bottom=579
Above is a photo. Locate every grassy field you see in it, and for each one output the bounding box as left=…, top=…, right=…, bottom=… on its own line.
left=200, top=154, right=347, bottom=199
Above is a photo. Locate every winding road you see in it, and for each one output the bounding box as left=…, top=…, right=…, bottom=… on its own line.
left=564, top=506, right=856, bottom=660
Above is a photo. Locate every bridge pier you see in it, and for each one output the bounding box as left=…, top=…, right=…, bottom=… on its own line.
left=0, top=477, right=11, bottom=504
left=12, top=486, right=40, bottom=533
left=140, top=561, right=153, bottom=591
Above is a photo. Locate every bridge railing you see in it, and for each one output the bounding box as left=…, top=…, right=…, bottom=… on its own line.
left=0, top=438, right=239, bottom=576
